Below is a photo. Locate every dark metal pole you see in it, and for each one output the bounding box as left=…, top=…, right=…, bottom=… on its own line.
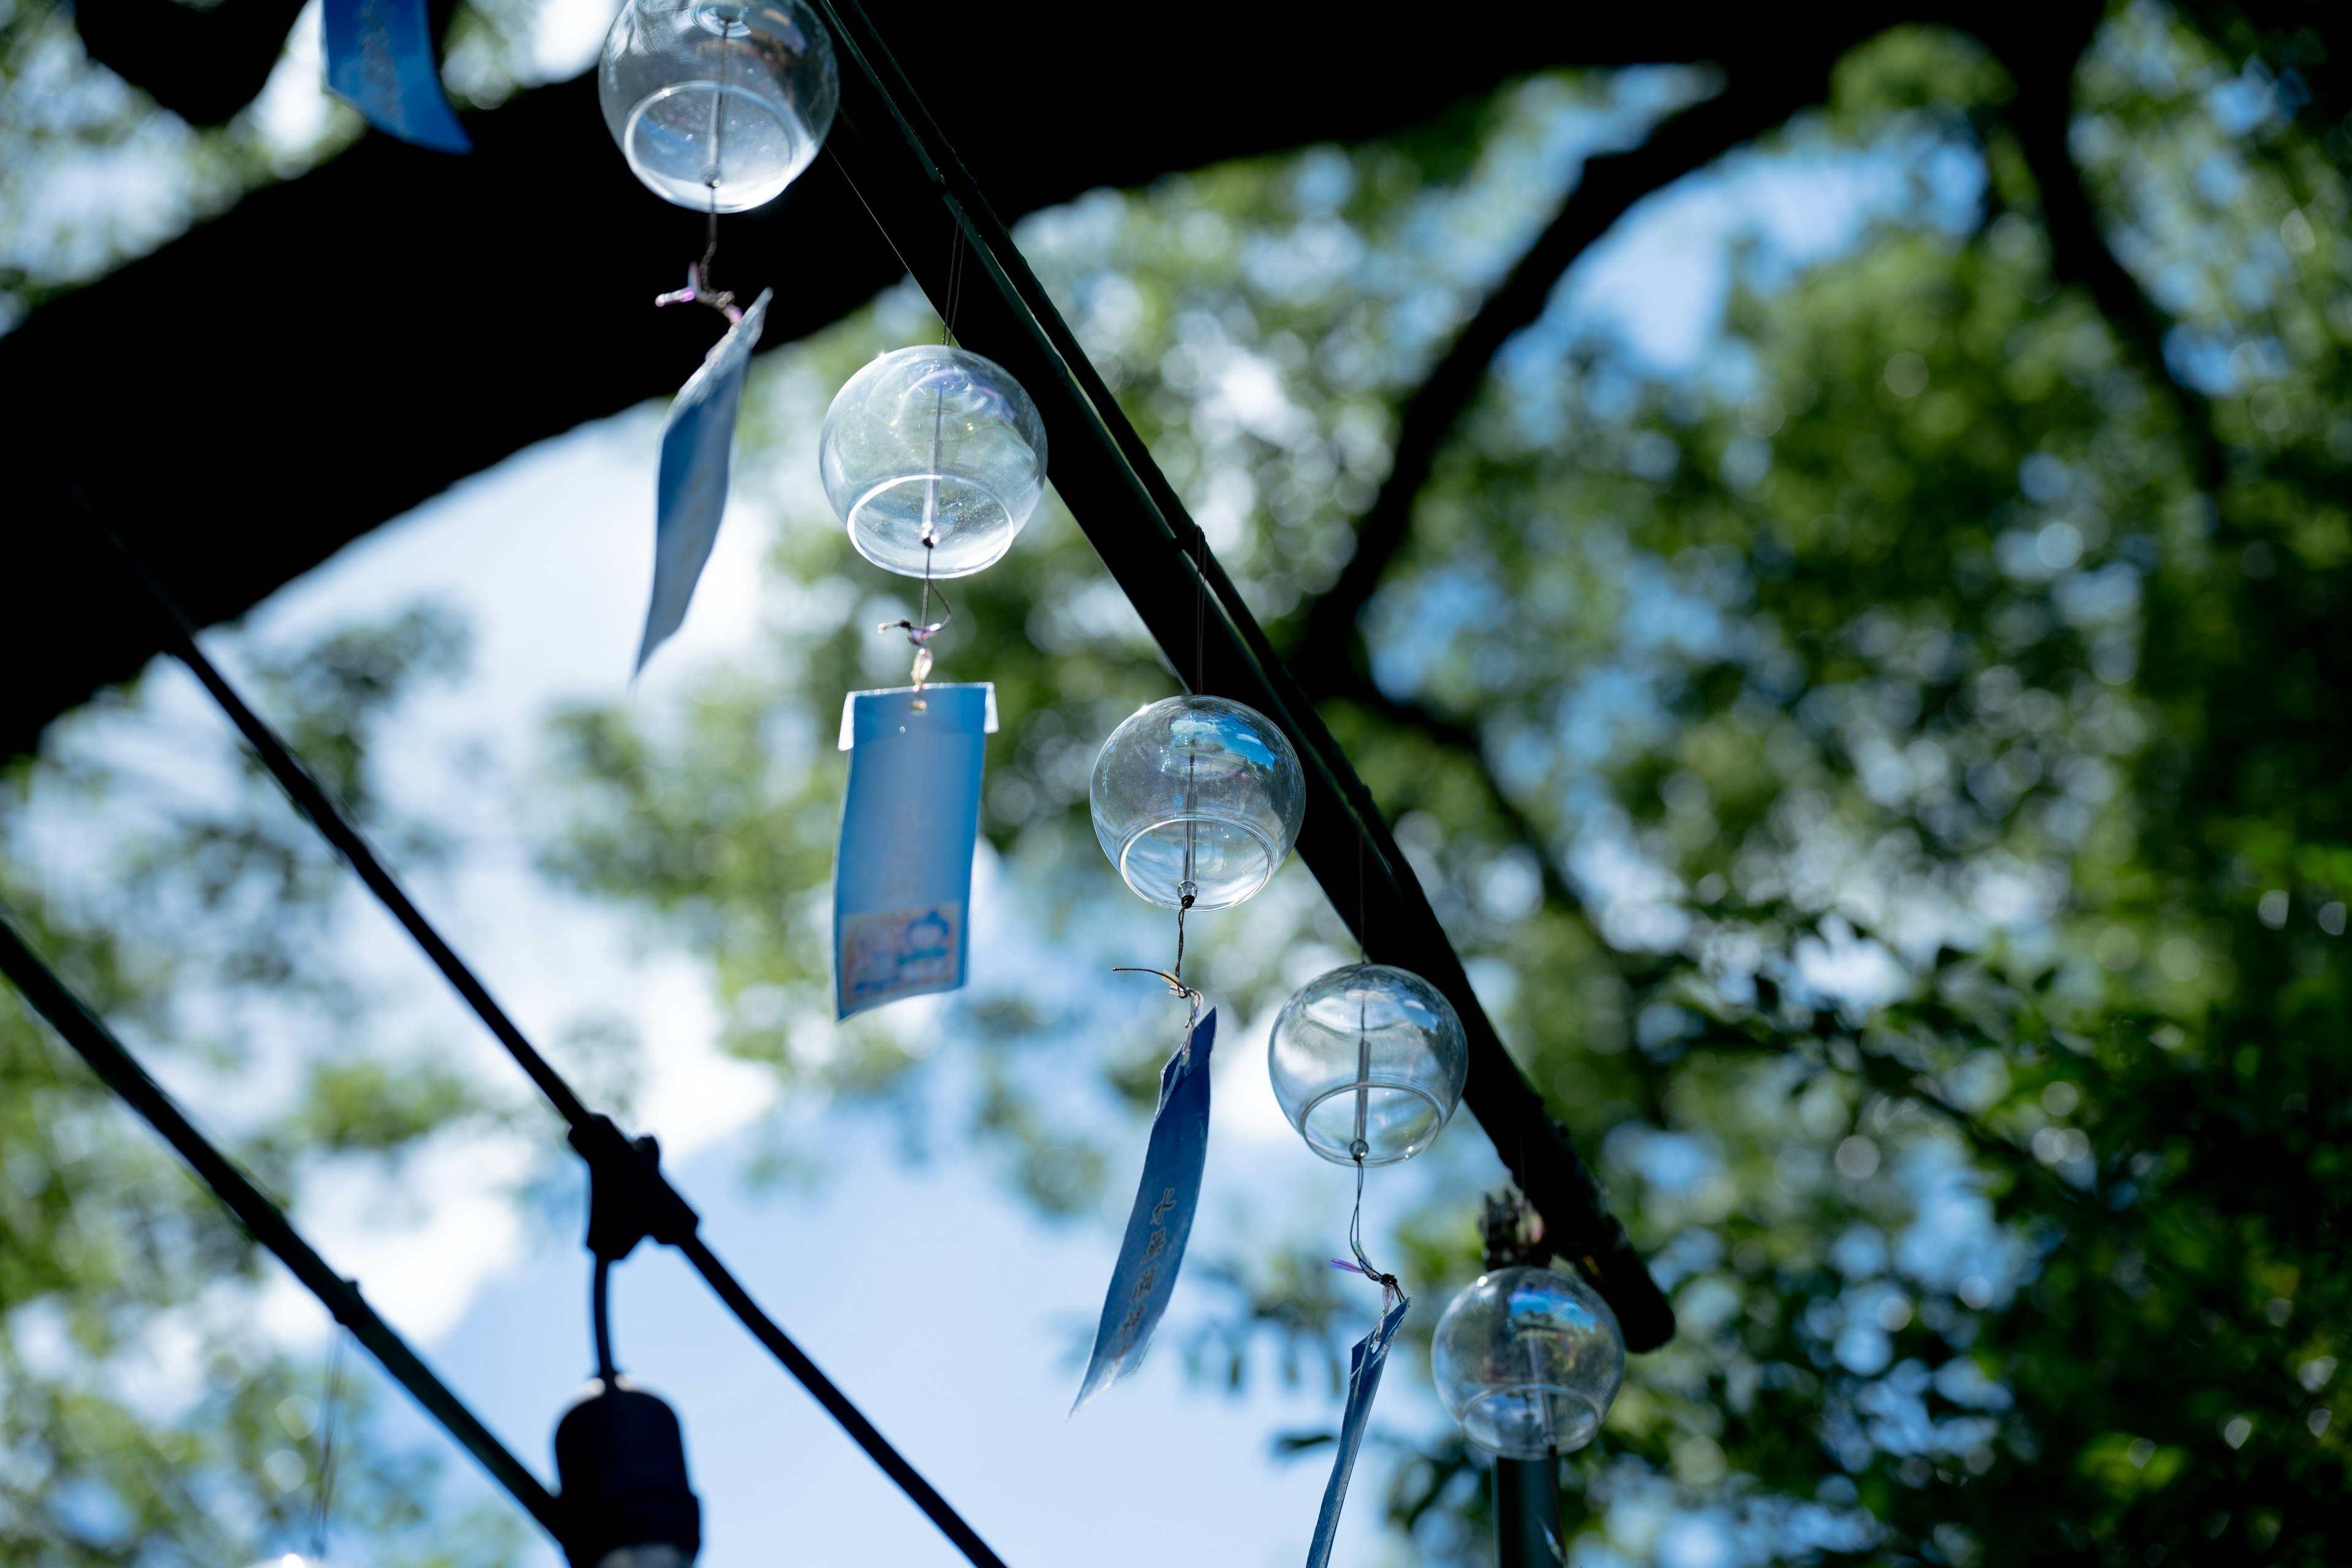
left=1493, top=1455, right=1562, bottom=1568
left=1480, top=1189, right=1564, bottom=1566
left=73, top=502, right=1017, bottom=1568
left=809, top=0, right=1673, bottom=1353
left=0, top=907, right=571, bottom=1547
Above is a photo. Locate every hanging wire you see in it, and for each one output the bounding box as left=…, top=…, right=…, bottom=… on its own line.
left=592, top=1254, right=619, bottom=1382
left=0, top=910, right=567, bottom=1537
left=1191, top=523, right=1207, bottom=695
left=72, top=508, right=1017, bottom=1568
left=1356, top=831, right=1367, bottom=963
left=1112, top=746, right=1204, bottom=1059
left=876, top=569, right=951, bottom=702
left=654, top=26, right=742, bottom=325
left=1329, top=989, right=1401, bottom=1311
left=1330, top=1157, right=1403, bottom=1314
left=309, top=1334, right=347, bottom=1561
left=875, top=378, right=952, bottom=704
left=940, top=216, right=968, bottom=347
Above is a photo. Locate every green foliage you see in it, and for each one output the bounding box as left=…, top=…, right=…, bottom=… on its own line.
left=0, top=611, right=521, bottom=1568
left=11, top=2, right=2351, bottom=1564
left=539, top=11, right=2352, bottom=1565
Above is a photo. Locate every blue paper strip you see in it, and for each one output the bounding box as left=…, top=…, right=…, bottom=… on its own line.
left=323, top=0, right=472, bottom=154
left=1305, top=1297, right=1410, bottom=1568
left=834, top=684, right=993, bottom=1018
left=635, top=291, right=772, bottom=674
left=1072, top=1009, right=1215, bottom=1413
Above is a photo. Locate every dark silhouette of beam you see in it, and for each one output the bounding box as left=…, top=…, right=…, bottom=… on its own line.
left=2, top=6, right=1907, bottom=763
left=73, top=0, right=312, bottom=126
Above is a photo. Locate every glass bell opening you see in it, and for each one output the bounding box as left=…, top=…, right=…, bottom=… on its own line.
left=819, top=345, right=1049, bottom=578
left=598, top=0, right=838, bottom=212
left=1431, top=1265, right=1625, bottom=1460
left=1268, top=963, right=1467, bottom=1165
left=1089, top=696, right=1305, bottom=910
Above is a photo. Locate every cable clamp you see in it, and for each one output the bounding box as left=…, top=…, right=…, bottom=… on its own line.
left=570, top=1115, right=700, bottom=1260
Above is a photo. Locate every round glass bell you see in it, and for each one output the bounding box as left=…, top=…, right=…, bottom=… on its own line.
left=1268, top=963, right=1467, bottom=1166
left=1090, top=696, right=1304, bottom=910
left=1431, top=1265, right=1624, bottom=1458
left=819, top=345, right=1049, bottom=578
left=599, top=0, right=837, bottom=212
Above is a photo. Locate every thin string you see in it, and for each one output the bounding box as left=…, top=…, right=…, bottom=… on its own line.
left=1356, top=831, right=1367, bottom=963
left=654, top=26, right=742, bottom=325
left=1191, top=524, right=1207, bottom=695
left=876, top=552, right=952, bottom=699
left=308, top=1334, right=347, bottom=1560
left=1331, top=1156, right=1403, bottom=1314
left=704, top=23, right=729, bottom=277
left=941, top=217, right=968, bottom=347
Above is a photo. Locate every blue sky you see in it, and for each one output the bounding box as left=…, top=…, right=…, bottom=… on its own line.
left=6, top=23, right=1969, bottom=1565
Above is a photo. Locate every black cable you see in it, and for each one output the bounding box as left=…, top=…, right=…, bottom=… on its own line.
left=74, top=500, right=1014, bottom=1568
left=82, top=513, right=593, bottom=1129
left=0, top=908, right=571, bottom=1547
left=593, top=1254, right=617, bottom=1382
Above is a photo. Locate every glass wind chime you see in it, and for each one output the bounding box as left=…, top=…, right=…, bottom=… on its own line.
left=1433, top=1261, right=1625, bottom=1460
left=1428, top=1194, right=1626, bottom=1563
left=1269, top=895, right=1470, bottom=1568
left=1071, top=676, right=1305, bottom=1411
left=819, top=243, right=1048, bottom=1019
left=594, top=0, right=1055, bottom=1023
left=603, top=0, right=837, bottom=676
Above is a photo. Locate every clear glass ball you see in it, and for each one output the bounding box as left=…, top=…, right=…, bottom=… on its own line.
left=1090, top=696, right=1304, bottom=910
left=1268, top=963, right=1467, bottom=1166
left=599, top=0, right=837, bottom=213
left=1431, top=1266, right=1625, bottom=1458
left=819, top=345, right=1049, bottom=578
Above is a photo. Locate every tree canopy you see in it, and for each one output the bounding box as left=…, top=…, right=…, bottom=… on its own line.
left=6, top=1, right=2352, bottom=1566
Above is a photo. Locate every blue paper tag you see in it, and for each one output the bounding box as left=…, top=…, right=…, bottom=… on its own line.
left=833, top=684, right=995, bottom=1018
left=323, top=0, right=472, bottom=154
left=1305, top=1296, right=1410, bottom=1568
left=635, top=291, right=772, bottom=675
left=1072, top=1009, right=1215, bottom=1412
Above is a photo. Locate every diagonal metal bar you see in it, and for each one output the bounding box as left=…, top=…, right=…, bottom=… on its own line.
left=0, top=907, right=571, bottom=1547
left=813, top=0, right=1672, bottom=1348
left=75, top=502, right=1014, bottom=1568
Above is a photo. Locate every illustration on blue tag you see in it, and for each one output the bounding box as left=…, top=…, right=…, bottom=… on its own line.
left=832, top=682, right=995, bottom=1018
left=1305, top=1296, right=1409, bottom=1568
left=634, top=290, right=772, bottom=674
left=323, top=0, right=472, bottom=154
left=1072, top=1008, right=1215, bottom=1413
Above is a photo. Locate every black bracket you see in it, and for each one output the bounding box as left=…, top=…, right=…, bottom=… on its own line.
left=571, top=1114, right=701, bottom=1263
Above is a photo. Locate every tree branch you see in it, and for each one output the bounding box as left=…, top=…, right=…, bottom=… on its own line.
left=1292, top=48, right=1857, bottom=692
left=1, top=7, right=1913, bottom=764
left=1986, top=12, right=2226, bottom=491
left=1322, top=666, right=1589, bottom=917
left=72, top=0, right=314, bottom=127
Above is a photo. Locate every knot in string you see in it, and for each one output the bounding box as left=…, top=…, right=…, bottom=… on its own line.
left=655, top=260, right=743, bottom=326
left=1114, top=871, right=1207, bottom=1068
left=876, top=527, right=949, bottom=703
left=1330, top=1152, right=1403, bottom=1313
left=1111, top=965, right=1205, bottom=1063
left=658, top=24, right=742, bottom=329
